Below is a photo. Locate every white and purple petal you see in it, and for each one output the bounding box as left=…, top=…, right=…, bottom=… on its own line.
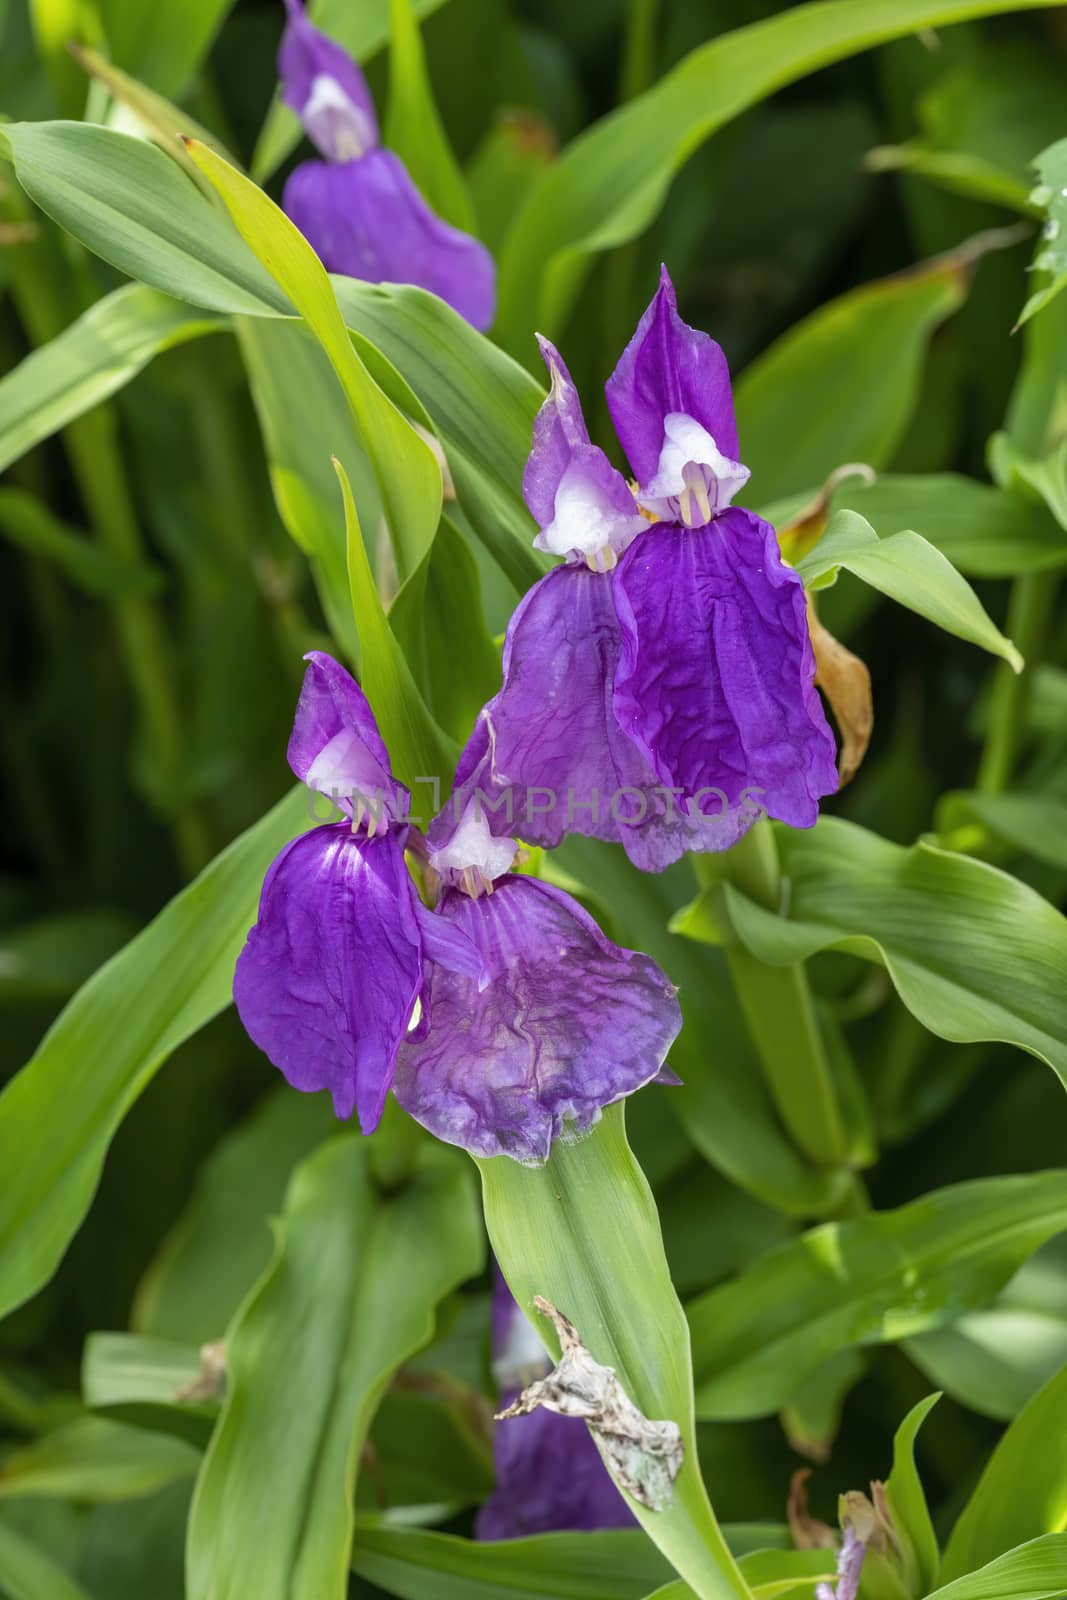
left=233, top=825, right=424, bottom=1133
left=282, top=150, right=496, bottom=331
left=287, top=651, right=404, bottom=829
left=612, top=510, right=839, bottom=830
left=440, top=564, right=756, bottom=872
left=391, top=876, right=682, bottom=1163
left=279, top=0, right=378, bottom=161
left=524, top=337, right=644, bottom=564
left=605, top=265, right=740, bottom=489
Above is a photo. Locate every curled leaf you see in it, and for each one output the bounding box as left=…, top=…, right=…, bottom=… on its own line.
left=807, top=595, right=873, bottom=786
left=495, top=1296, right=684, bottom=1511
left=788, top=1467, right=837, bottom=1551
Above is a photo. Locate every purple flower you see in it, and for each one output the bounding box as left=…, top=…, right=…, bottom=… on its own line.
left=393, top=801, right=682, bottom=1162
left=476, top=1269, right=635, bottom=1539
left=278, top=0, right=495, bottom=330
left=444, top=269, right=837, bottom=862
left=234, top=656, right=680, bottom=1161
left=815, top=1524, right=868, bottom=1600
left=233, top=653, right=482, bottom=1132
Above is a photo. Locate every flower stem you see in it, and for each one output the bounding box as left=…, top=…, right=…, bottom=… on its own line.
left=975, top=572, right=1056, bottom=796
left=720, top=821, right=850, bottom=1170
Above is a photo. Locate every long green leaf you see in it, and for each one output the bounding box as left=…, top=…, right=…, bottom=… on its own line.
left=0, top=123, right=289, bottom=316
left=0, top=488, right=162, bottom=597
left=0, top=786, right=308, bottom=1321
left=933, top=1536, right=1067, bottom=1600
left=494, top=0, right=1063, bottom=352
left=97, top=0, right=236, bottom=98
left=186, top=1137, right=483, bottom=1600
left=675, top=818, right=1067, bottom=1095
left=479, top=1106, right=749, bottom=1600
left=185, top=136, right=442, bottom=580
left=0, top=1418, right=198, bottom=1503
left=796, top=510, right=1023, bottom=670
left=0, top=1518, right=92, bottom=1600
left=941, top=1363, right=1067, bottom=1581
left=736, top=256, right=966, bottom=504
left=687, top=1174, right=1067, bottom=1418
left=0, top=283, right=222, bottom=475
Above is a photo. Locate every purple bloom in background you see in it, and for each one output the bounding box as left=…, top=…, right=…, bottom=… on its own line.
left=476, top=1269, right=635, bottom=1539
left=279, top=0, right=495, bottom=330
left=233, top=653, right=482, bottom=1133
left=234, top=657, right=680, bottom=1162
left=394, top=802, right=682, bottom=1162
left=447, top=267, right=837, bottom=871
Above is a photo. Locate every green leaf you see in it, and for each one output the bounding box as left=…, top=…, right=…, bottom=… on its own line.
left=906, top=1240, right=1067, bottom=1421
left=687, top=1175, right=1067, bottom=1420
left=1019, top=139, right=1067, bottom=325
left=941, top=1363, right=1067, bottom=1581
left=383, top=0, right=473, bottom=232
left=185, top=136, right=442, bottom=581
left=0, top=488, right=161, bottom=597
left=334, top=456, right=457, bottom=791
left=479, top=1106, right=749, bottom=1600
left=251, top=0, right=448, bottom=183
left=133, top=1087, right=334, bottom=1346
left=934, top=1536, right=1067, bottom=1600
left=0, top=786, right=309, bottom=1322
left=0, top=124, right=289, bottom=316
left=236, top=315, right=371, bottom=665
left=350, top=1526, right=674, bottom=1599
left=332, top=278, right=544, bottom=597
left=938, top=791, right=1067, bottom=872
left=883, top=1395, right=940, bottom=1597
left=780, top=1350, right=865, bottom=1463
left=717, top=818, right=1067, bottom=1093
left=0, top=283, right=223, bottom=476
left=186, top=1137, right=483, bottom=1600
left=807, top=473, right=1067, bottom=580
left=736, top=257, right=966, bottom=504
left=81, top=1335, right=215, bottom=1450
left=796, top=510, right=1022, bottom=670
left=493, top=0, right=1059, bottom=352
left=97, top=0, right=235, bottom=98
left=0, top=1418, right=199, bottom=1503
left=388, top=514, right=501, bottom=742
left=558, top=838, right=853, bottom=1219
left=0, top=1517, right=93, bottom=1600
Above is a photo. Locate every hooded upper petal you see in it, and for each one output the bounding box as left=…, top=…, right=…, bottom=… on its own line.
left=279, top=0, right=378, bottom=161
left=524, top=336, right=645, bottom=566
left=391, top=875, right=682, bottom=1163
left=283, top=150, right=496, bottom=331
left=605, top=265, right=740, bottom=489
left=612, top=510, right=839, bottom=829
left=476, top=1269, right=634, bottom=1540
left=287, top=651, right=404, bottom=831
left=233, top=824, right=424, bottom=1132
left=439, top=563, right=758, bottom=872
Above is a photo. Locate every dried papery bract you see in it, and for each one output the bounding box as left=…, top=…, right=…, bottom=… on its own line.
left=496, top=1295, right=684, bottom=1512
left=807, top=594, right=874, bottom=786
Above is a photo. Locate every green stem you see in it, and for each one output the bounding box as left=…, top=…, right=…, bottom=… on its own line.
left=618, top=0, right=661, bottom=103
left=719, top=822, right=850, bottom=1170
left=975, top=572, right=1057, bottom=795
left=3, top=215, right=210, bottom=875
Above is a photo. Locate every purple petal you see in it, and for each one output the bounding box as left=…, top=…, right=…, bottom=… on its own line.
left=613, top=510, right=839, bottom=830
left=413, top=898, right=488, bottom=989
left=605, top=264, right=738, bottom=486
left=287, top=651, right=404, bottom=829
left=392, top=876, right=682, bottom=1162
left=283, top=150, right=497, bottom=331
left=233, top=825, right=424, bottom=1132
left=279, top=0, right=378, bottom=161
left=439, top=564, right=758, bottom=873
left=523, top=338, right=643, bottom=564
left=476, top=1404, right=636, bottom=1539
